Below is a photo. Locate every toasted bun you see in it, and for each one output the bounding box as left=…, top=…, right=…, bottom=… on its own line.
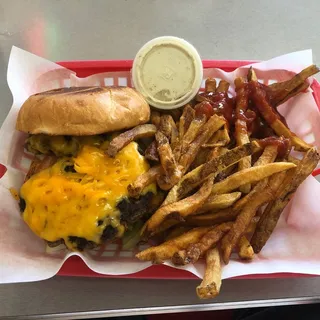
left=16, top=86, right=150, bottom=135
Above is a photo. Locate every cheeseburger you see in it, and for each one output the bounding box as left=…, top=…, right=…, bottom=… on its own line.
left=16, top=86, right=157, bottom=251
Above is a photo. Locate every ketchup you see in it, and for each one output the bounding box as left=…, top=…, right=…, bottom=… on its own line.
left=196, top=92, right=235, bottom=123
left=249, top=82, right=288, bottom=127
left=258, top=136, right=291, bottom=158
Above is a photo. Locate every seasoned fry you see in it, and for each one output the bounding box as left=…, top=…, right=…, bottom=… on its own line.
left=186, top=208, right=239, bottom=226
left=151, top=110, right=161, bottom=128
left=268, top=65, right=319, bottom=107
left=180, top=115, right=207, bottom=155
left=143, top=179, right=213, bottom=236
left=163, top=142, right=258, bottom=206
left=145, top=141, right=159, bottom=161
left=178, top=114, right=226, bottom=173
left=159, top=115, right=178, bottom=143
left=221, top=171, right=287, bottom=264
left=173, top=222, right=232, bottom=265
left=216, top=80, right=230, bottom=93
left=145, top=115, right=179, bottom=162
left=155, top=131, right=182, bottom=190
left=273, top=82, right=309, bottom=107
left=206, top=146, right=228, bottom=160
left=196, top=248, right=222, bottom=299
left=252, top=145, right=278, bottom=167
left=205, top=78, right=217, bottom=92
left=251, top=147, right=319, bottom=253
left=190, top=148, right=211, bottom=169
left=246, top=216, right=260, bottom=233
left=210, top=162, right=295, bottom=195
left=237, top=236, right=254, bottom=260
left=136, top=227, right=211, bottom=263
left=188, top=145, right=279, bottom=227
left=128, top=166, right=161, bottom=198
left=202, top=125, right=230, bottom=148
left=247, top=66, right=258, bottom=82
left=179, top=104, right=195, bottom=141
left=169, top=119, right=179, bottom=150
left=196, top=192, right=242, bottom=214
left=234, top=77, right=251, bottom=193
left=107, top=124, right=157, bottom=157
left=166, top=226, right=192, bottom=241
left=249, top=81, right=312, bottom=151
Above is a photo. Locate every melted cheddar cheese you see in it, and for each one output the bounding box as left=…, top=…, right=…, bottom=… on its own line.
left=20, top=142, right=155, bottom=250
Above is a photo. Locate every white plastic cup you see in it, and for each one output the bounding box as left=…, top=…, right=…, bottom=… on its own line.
left=132, top=36, right=203, bottom=110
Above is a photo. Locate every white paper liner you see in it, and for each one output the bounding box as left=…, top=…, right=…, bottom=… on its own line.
left=0, top=47, right=319, bottom=284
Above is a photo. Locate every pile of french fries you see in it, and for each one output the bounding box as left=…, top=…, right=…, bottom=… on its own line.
left=108, top=66, right=320, bottom=299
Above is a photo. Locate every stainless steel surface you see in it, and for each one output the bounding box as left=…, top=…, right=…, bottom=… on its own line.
left=1, top=0, right=320, bottom=319
left=1, top=277, right=320, bottom=319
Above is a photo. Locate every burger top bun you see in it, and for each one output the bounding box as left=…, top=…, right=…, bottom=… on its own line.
left=16, top=86, right=150, bottom=135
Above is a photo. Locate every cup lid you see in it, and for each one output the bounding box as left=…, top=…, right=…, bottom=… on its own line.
left=132, top=36, right=203, bottom=110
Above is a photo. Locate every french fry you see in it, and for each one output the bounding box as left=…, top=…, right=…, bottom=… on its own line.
left=107, top=124, right=157, bottom=157
left=136, top=227, right=211, bottom=263
left=128, top=166, right=161, bottom=198
left=205, top=78, right=217, bottom=92
left=150, top=110, right=161, bottom=128
left=163, top=142, right=258, bottom=206
left=247, top=66, right=258, bottom=82
left=206, top=146, right=228, bottom=160
left=190, top=148, right=211, bottom=169
left=167, top=108, right=183, bottom=122
left=188, top=145, right=279, bottom=227
left=173, top=222, right=232, bottom=265
left=220, top=170, right=287, bottom=264
left=216, top=80, right=230, bottom=93
left=178, top=114, right=226, bottom=173
left=159, top=115, right=178, bottom=143
left=196, top=192, right=242, bottom=214
left=179, top=104, right=195, bottom=141
left=210, top=162, right=295, bottom=195
left=234, top=77, right=251, bottom=193
left=145, top=115, right=179, bottom=162
left=196, top=248, right=222, bottom=299
left=186, top=208, right=239, bottom=227
left=213, top=145, right=278, bottom=210
left=155, top=131, right=182, bottom=190
left=246, top=216, right=260, bottom=233
left=145, top=141, right=159, bottom=161
left=251, top=147, right=319, bottom=253
left=249, top=81, right=312, bottom=151
left=237, top=235, right=254, bottom=260
left=166, top=226, right=192, bottom=241
left=252, top=145, right=278, bottom=167
left=268, top=65, right=319, bottom=107
left=180, top=114, right=207, bottom=155
left=272, top=82, right=309, bottom=107
left=202, top=125, right=230, bottom=148
left=143, top=179, right=213, bottom=236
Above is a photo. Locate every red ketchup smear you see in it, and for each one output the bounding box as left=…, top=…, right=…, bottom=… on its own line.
left=195, top=92, right=235, bottom=124
left=258, top=136, right=291, bottom=158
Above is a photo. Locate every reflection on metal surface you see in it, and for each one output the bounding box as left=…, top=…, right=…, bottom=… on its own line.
left=9, top=297, right=320, bottom=319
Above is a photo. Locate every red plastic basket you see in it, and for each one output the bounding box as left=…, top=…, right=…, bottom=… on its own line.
left=7, top=59, right=320, bottom=280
